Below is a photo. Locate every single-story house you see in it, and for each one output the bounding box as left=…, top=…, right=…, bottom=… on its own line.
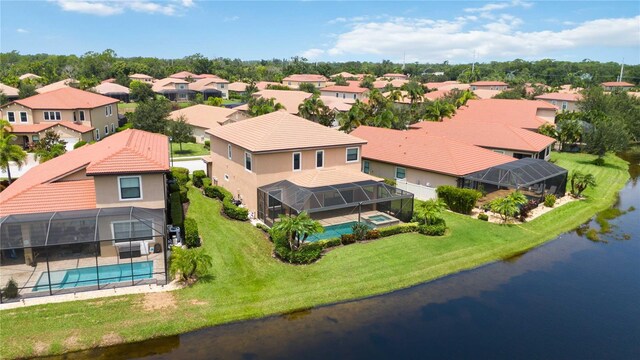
left=601, top=81, right=634, bottom=91
left=443, top=99, right=557, bottom=130
left=129, top=73, right=154, bottom=83
left=36, top=79, right=78, bottom=94
left=93, top=82, right=130, bottom=102
left=320, top=83, right=369, bottom=100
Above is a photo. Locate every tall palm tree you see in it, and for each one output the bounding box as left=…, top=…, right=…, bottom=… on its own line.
left=272, top=211, right=324, bottom=250
left=402, top=80, right=425, bottom=104
left=423, top=100, right=456, bottom=122
left=386, top=89, right=403, bottom=102
left=454, top=90, right=476, bottom=108
left=0, top=120, right=27, bottom=184
left=298, top=94, right=333, bottom=126
left=338, top=101, right=367, bottom=133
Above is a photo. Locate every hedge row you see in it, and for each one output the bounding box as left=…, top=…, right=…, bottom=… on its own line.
left=378, top=222, right=419, bottom=237
left=183, top=217, right=200, bottom=247
left=192, top=170, right=206, bottom=188
left=169, top=191, right=184, bottom=229
left=436, top=185, right=482, bottom=214
left=203, top=185, right=248, bottom=221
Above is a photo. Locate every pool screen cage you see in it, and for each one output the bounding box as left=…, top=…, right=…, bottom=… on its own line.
left=257, top=180, right=414, bottom=227
left=0, top=207, right=167, bottom=302
left=461, top=158, right=568, bottom=199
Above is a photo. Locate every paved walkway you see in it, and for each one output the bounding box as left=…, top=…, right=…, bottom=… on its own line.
left=171, top=157, right=207, bottom=173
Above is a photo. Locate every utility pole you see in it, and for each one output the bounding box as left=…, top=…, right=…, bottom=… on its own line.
left=471, top=50, right=477, bottom=74
left=618, top=58, right=625, bottom=82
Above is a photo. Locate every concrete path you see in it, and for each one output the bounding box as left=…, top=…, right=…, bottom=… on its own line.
left=171, top=157, right=207, bottom=173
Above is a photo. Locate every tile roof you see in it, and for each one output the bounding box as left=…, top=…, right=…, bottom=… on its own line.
left=14, top=87, right=118, bottom=109
left=534, top=92, right=582, bottom=102
left=256, top=81, right=280, bottom=90
left=169, top=71, right=202, bottom=79
left=383, top=73, right=408, bottom=78
left=352, top=126, right=516, bottom=177
left=319, top=96, right=355, bottom=112
left=129, top=73, right=154, bottom=80
left=320, top=84, right=369, bottom=94
left=93, top=82, right=130, bottom=95
left=36, top=78, right=78, bottom=94
left=282, top=74, right=328, bottom=82
left=601, top=81, right=634, bottom=87
left=252, top=90, right=312, bottom=114
left=443, top=99, right=556, bottom=129
left=57, top=121, right=94, bottom=133
left=471, top=81, right=508, bottom=86
left=288, top=167, right=382, bottom=188
left=0, top=83, right=19, bottom=97
left=330, top=72, right=357, bottom=79
left=151, top=77, right=189, bottom=92
left=228, top=82, right=249, bottom=92
left=169, top=104, right=239, bottom=129
left=207, top=111, right=366, bottom=153
left=19, top=73, right=42, bottom=80
left=189, top=77, right=229, bottom=92
left=0, top=129, right=168, bottom=215
left=8, top=123, right=57, bottom=133
left=472, top=89, right=503, bottom=99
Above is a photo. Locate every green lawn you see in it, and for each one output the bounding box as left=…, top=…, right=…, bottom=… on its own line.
left=117, top=102, right=138, bottom=114
left=171, top=142, right=209, bottom=157
left=0, top=152, right=629, bottom=359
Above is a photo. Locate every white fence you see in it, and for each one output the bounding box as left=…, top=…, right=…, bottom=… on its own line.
left=395, top=179, right=438, bottom=201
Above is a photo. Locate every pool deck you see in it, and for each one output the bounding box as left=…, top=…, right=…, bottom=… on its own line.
left=316, top=211, right=400, bottom=228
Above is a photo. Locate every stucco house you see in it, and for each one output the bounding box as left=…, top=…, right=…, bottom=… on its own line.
left=93, top=82, right=130, bottom=102
left=0, top=87, right=119, bottom=149
left=470, top=81, right=508, bottom=91
left=382, top=73, right=409, bottom=80
left=0, top=129, right=170, bottom=298
left=320, top=83, right=369, bottom=100
left=237, top=90, right=312, bottom=115
left=0, top=83, right=19, bottom=103
left=601, top=81, right=634, bottom=91
left=152, top=78, right=193, bottom=102
left=282, top=74, right=328, bottom=89
left=190, top=77, right=229, bottom=99
left=128, top=73, right=154, bottom=83
left=534, top=92, right=582, bottom=112
left=206, top=111, right=414, bottom=226
left=168, top=104, right=248, bottom=143
left=36, top=78, right=78, bottom=94
left=19, top=73, right=42, bottom=82
left=446, top=99, right=557, bottom=130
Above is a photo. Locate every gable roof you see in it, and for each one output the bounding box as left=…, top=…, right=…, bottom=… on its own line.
left=36, top=79, right=77, bottom=94
left=601, top=81, right=634, bottom=87
left=93, top=82, right=130, bottom=95
left=443, top=99, right=556, bottom=129
left=535, top=92, right=582, bottom=102
left=320, top=84, right=369, bottom=94
left=282, top=74, right=328, bottom=82
left=0, top=129, right=169, bottom=215
left=12, top=87, right=118, bottom=109
left=351, top=126, right=516, bottom=177
left=189, top=77, right=229, bottom=92
left=228, top=82, right=249, bottom=92
left=256, top=81, right=280, bottom=90
left=151, top=77, right=190, bottom=92
left=169, top=71, right=202, bottom=80
left=8, top=122, right=94, bottom=134
left=169, top=104, right=239, bottom=129
left=471, top=81, right=508, bottom=86
left=319, top=96, right=355, bottom=112
left=19, top=73, right=42, bottom=80
left=331, top=72, right=357, bottom=79
left=129, top=73, right=153, bottom=80
left=207, top=111, right=365, bottom=153
left=0, top=83, right=19, bottom=97
left=252, top=89, right=312, bottom=114
left=383, top=73, right=408, bottom=78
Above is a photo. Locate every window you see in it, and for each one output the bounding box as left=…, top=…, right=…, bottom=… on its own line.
left=346, top=147, right=359, bottom=163
left=79, top=110, right=85, bottom=121
left=32, top=135, right=39, bottom=142
left=220, top=84, right=225, bottom=89
left=288, top=81, right=291, bottom=86
left=363, top=160, right=370, bottom=174
left=44, top=111, right=61, bottom=121
left=119, top=176, right=142, bottom=200
left=105, top=125, right=109, bottom=135
left=550, top=100, right=557, bottom=106
left=95, top=129, right=100, bottom=140
left=178, top=84, right=186, bottom=90
left=178, top=93, right=187, bottom=99
left=562, top=101, right=568, bottom=110
left=316, top=150, right=324, bottom=168
left=227, top=144, right=232, bottom=159
left=111, top=123, right=115, bottom=133
left=224, top=174, right=229, bottom=181
left=395, top=167, right=406, bottom=179
left=245, top=152, right=252, bottom=172
left=19, top=112, right=28, bottom=123
left=342, top=93, right=346, bottom=99
left=105, top=105, right=112, bottom=116
left=7, top=112, right=14, bottom=123
left=317, top=82, right=321, bottom=86
left=112, top=220, right=153, bottom=243
left=292, top=152, right=302, bottom=171
left=513, top=153, right=532, bottom=159
left=336, top=92, right=339, bottom=97
left=353, top=94, right=357, bottom=99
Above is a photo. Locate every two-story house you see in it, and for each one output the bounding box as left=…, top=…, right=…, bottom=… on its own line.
left=535, top=92, right=582, bottom=112
left=152, top=78, right=193, bottom=102
left=320, top=82, right=370, bottom=100
left=189, top=77, right=230, bottom=99
left=0, top=129, right=170, bottom=297
left=282, top=74, right=328, bottom=89
left=470, top=81, right=509, bottom=91
left=0, top=83, right=19, bottom=103
left=129, top=73, right=155, bottom=83
left=206, top=111, right=414, bottom=226
left=0, top=87, right=119, bottom=149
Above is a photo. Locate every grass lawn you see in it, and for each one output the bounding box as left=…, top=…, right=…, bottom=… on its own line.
left=171, top=142, right=209, bottom=157
left=117, top=102, right=138, bottom=114
left=223, top=99, right=241, bottom=105
left=0, top=152, right=629, bottom=359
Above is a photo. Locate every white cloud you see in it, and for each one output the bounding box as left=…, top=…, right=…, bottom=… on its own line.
left=16, top=28, right=29, bottom=33
left=300, top=48, right=325, bottom=60
left=53, top=0, right=194, bottom=16
left=224, top=15, right=239, bottom=22
left=464, top=0, right=532, bottom=13
left=316, top=15, right=640, bottom=62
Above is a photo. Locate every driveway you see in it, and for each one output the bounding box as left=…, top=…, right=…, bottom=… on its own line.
left=1, top=153, right=38, bottom=180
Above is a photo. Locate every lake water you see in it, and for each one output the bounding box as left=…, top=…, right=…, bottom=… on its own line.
left=48, top=151, right=640, bottom=360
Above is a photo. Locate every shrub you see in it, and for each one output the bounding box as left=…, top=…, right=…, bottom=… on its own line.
left=478, top=213, right=489, bottom=221
left=340, top=233, right=356, bottom=245
left=73, top=140, right=87, bottom=149
left=183, top=217, right=200, bottom=247
left=544, top=194, right=556, bottom=207
left=202, top=177, right=212, bottom=188
left=192, top=170, right=206, bottom=188
left=273, top=235, right=323, bottom=264
left=365, top=229, right=381, bottom=240
left=204, top=185, right=232, bottom=201
left=204, top=140, right=210, bottom=149
left=256, top=223, right=270, bottom=233
left=436, top=186, right=482, bottom=214
left=418, top=224, right=447, bottom=236
left=171, top=167, right=190, bottom=187
left=518, top=200, right=539, bottom=221
left=223, top=197, right=249, bottom=221
left=169, top=247, right=212, bottom=283
left=383, top=178, right=397, bottom=186
left=317, top=238, right=341, bottom=248
left=378, top=222, right=419, bottom=237
left=179, top=186, right=189, bottom=203
left=2, top=279, right=19, bottom=299
left=592, top=157, right=605, bottom=166
left=168, top=182, right=180, bottom=193
left=351, top=222, right=370, bottom=241
left=169, top=191, right=184, bottom=229
left=116, top=122, right=134, bottom=132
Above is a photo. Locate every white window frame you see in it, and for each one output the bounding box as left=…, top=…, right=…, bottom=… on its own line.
left=346, top=147, right=359, bottom=163
left=292, top=152, right=302, bottom=171
left=562, top=101, right=568, bottom=110
left=227, top=144, right=232, bottom=160
left=104, top=125, right=109, bottom=135
left=244, top=151, right=252, bottom=172
left=95, top=128, right=100, bottom=140
left=118, top=175, right=143, bottom=201
left=395, top=166, right=406, bottom=179
left=7, top=112, right=15, bottom=123
left=43, top=111, right=61, bottom=121
left=111, top=123, right=115, bottom=133
left=316, top=150, right=324, bottom=169
left=110, top=219, right=154, bottom=245
left=19, top=111, right=28, bottom=123
left=79, top=110, right=85, bottom=121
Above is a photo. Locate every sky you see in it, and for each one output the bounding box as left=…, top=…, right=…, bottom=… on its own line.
left=1, top=0, right=639, bottom=64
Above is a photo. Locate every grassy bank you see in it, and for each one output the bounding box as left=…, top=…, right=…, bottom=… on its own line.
left=171, top=142, right=208, bottom=157
left=0, top=152, right=629, bottom=358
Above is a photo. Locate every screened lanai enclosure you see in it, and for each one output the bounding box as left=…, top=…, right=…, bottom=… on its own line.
left=257, top=180, right=414, bottom=227
left=461, top=158, right=568, bottom=204
left=0, top=207, right=168, bottom=302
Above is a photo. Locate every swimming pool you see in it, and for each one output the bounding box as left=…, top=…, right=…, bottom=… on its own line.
left=307, top=221, right=371, bottom=242
left=368, top=214, right=392, bottom=222
left=33, top=261, right=154, bottom=292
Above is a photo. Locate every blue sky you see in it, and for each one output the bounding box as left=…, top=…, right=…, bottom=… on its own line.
left=1, top=1, right=639, bottom=64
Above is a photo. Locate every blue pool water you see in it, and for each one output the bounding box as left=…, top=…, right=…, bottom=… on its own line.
left=368, top=214, right=391, bottom=222
left=307, top=221, right=371, bottom=242
left=33, top=261, right=154, bottom=292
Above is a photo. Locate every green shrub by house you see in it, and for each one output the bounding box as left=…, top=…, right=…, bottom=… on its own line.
left=204, top=140, right=210, bottom=149
left=544, top=194, right=556, bottom=207
left=183, top=218, right=200, bottom=247
left=377, top=222, right=419, bottom=237
left=73, top=141, right=87, bottom=149
left=478, top=213, right=489, bottom=221
left=351, top=222, right=370, bottom=241
left=171, top=167, right=190, bottom=187
left=271, top=229, right=323, bottom=264
left=317, top=238, right=341, bottom=248
left=2, top=279, right=18, bottom=299
left=418, top=224, right=447, bottom=236
left=202, top=178, right=212, bottom=188
left=255, top=223, right=270, bottom=233
left=436, top=186, right=482, bottom=214
left=340, top=234, right=356, bottom=245
left=192, top=170, right=206, bottom=188
left=169, top=191, right=184, bottom=229
left=204, top=185, right=232, bottom=201
left=222, top=197, right=249, bottom=221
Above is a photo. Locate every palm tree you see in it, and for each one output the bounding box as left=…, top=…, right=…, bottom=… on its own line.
left=490, top=191, right=528, bottom=223
left=298, top=94, right=334, bottom=126
left=423, top=100, right=456, bottom=122
left=402, top=80, right=425, bottom=104
left=386, top=89, right=403, bottom=102
left=415, top=199, right=447, bottom=225
left=248, top=97, right=285, bottom=116
left=338, top=101, right=367, bottom=133
left=169, top=247, right=213, bottom=283
left=0, top=120, right=27, bottom=184
left=272, top=211, right=324, bottom=250
left=570, top=171, right=597, bottom=197
left=454, top=90, right=476, bottom=108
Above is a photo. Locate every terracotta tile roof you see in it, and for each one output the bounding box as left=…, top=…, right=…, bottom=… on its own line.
left=288, top=167, right=382, bottom=188
left=426, top=81, right=461, bottom=89
left=256, top=81, right=280, bottom=90
left=129, top=73, right=154, bottom=80
left=471, top=81, right=508, bottom=86
left=228, top=82, right=249, bottom=92
left=424, top=89, right=449, bottom=101
left=16, top=87, right=118, bottom=109
left=189, top=77, right=229, bottom=92
left=93, top=82, right=130, bottom=95
left=534, top=92, right=582, bottom=102
left=0, top=83, right=19, bottom=97
left=320, top=84, right=369, bottom=94
left=444, top=99, right=555, bottom=129
left=169, top=71, right=202, bottom=80
left=36, top=79, right=78, bottom=94
left=57, top=121, right=94, bottom=133
left=19, top=73, right=42, bottom=80
left=330, top=72, right=357, bottom=79
left=411, top=121, right=555, bottom=152
left=252, top=90, right=312, bottom=114
left=472, top=89, right=504, bottom=99
left=207, top=111, right=365, bottom=153
left=383, top=73, right=408, bottom=78
left=151, top=77, right=189, bottom=92
left=319, top=96, right=354, bottom=112
left=0, top=129, right=168, bottom=215
left=8, top=123, right=57, bottom=134
left=169, top=104, right=239, bottom=129
left=352, top=126, right=516, bottom=177
left=282, top=74, right=328, bottom=82
left=199, top=74, right=221, bottom=78
left=102, top=78, right=116, bottom=84
left=601, top=81, right=634, bottom=87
